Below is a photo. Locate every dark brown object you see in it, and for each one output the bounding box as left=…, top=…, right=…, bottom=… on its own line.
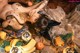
left=8, top=0, right=28, bottom=3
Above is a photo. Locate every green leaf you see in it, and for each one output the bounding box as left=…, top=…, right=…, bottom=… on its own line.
left=60, top=33, right=73, bottom=41
left=16, top=41, right=23, bottom=46
left=36, top=0, right=41, bottom=2
left=1, top=40, right=10, bottom=48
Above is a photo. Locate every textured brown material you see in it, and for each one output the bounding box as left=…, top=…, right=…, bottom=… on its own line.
left=48, top=0, right=77, bottom=14
left=68, top=4, right=80, bottom=25
left=8, top=0, right=77, bottom=14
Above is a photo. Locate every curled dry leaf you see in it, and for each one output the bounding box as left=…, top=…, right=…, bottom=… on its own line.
left=43, top=6, right=66, bottom=22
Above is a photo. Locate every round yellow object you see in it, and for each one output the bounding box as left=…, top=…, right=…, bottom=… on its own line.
left=55, top=36, right=64, bottom=46
left=0, top=31, right=7, bottom=40
left=5, top=46, right=12, bottom=52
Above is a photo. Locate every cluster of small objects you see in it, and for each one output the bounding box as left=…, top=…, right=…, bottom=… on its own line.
left=0, top=0, right=80, bottom=53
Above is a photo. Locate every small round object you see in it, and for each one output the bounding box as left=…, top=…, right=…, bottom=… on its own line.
left=10, top=46, right=22, bottom=53
left=5, top=46, right=12, bottom=52
left=41, top=18, right=48, bottom=28
left=0, top=31, right=7, bottom=40
left=22, top=31, right=32, bottom=42
left=55, top=36, right=64, bottom=46
left=27, top=1, right=33, bottom=6
left=36, top=42, right=45, bottom=50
